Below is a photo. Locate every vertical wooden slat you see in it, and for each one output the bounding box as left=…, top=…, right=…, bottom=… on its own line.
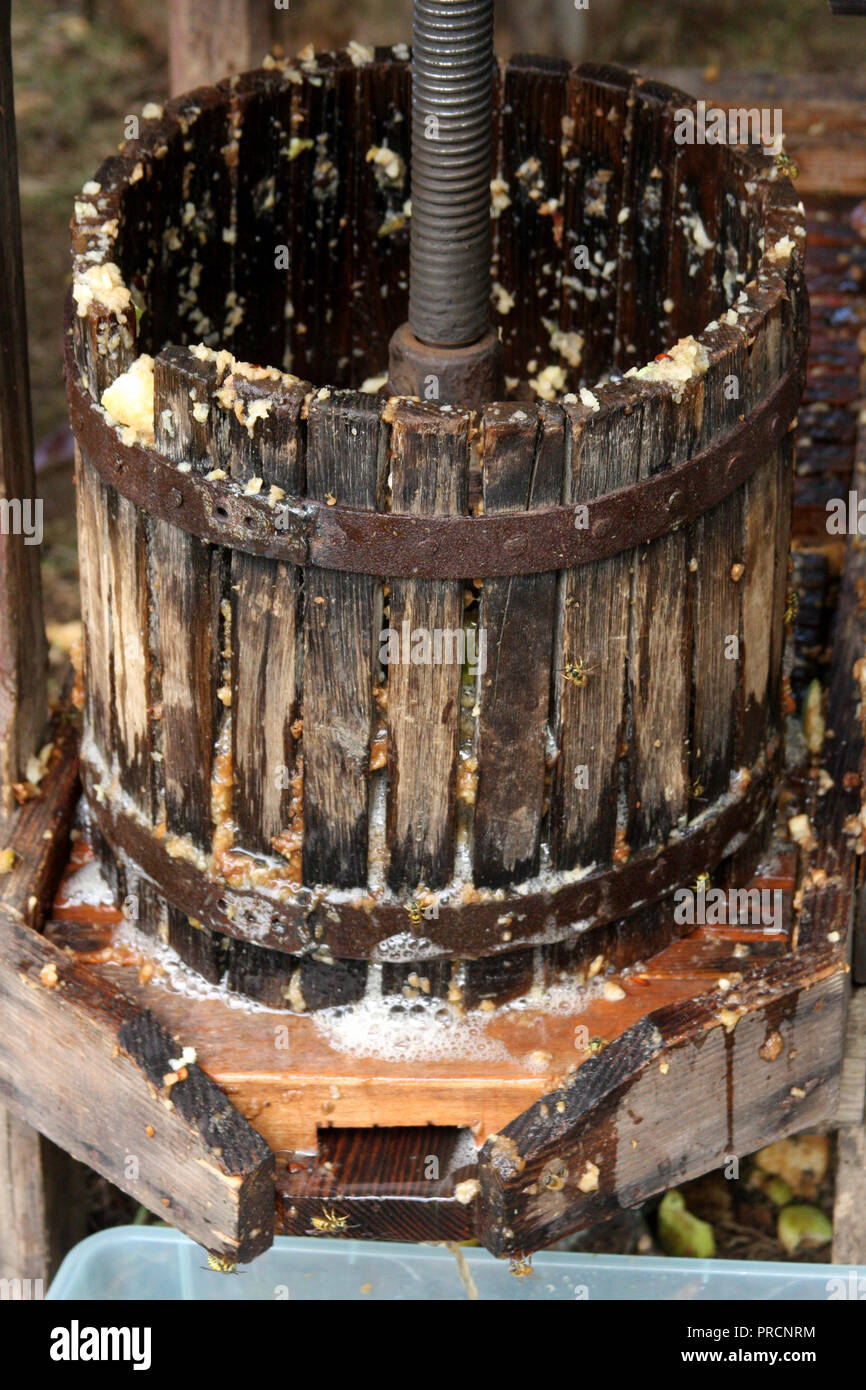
left=0, top=0, right=47, bottom=811
left=689, top=328, right=747, bottom=812
left=168, top=0, right=273, bottom=95
left=0, top=1103, right=87, bottom=1290
left=497, top=55, right=570, bottom=383
left=226, top=72, right=288, bottom=370
left=211, top=370, right=308, bottom=854
left=386, top=401, right=471, bottom=892
left=474, top=403, right=564, bottom=886
left=352, top=51, right=412, bottom=383
left=107, top=491, right=153, bottom=815
left=615, top=80, right=678, bottom=373
left=739, top=289, right=784, bottom=767
left=560, top=65, right=635, bottom=385
left=549, top=386, right=643, bottom=871
left=287, top=56, right=357, bottom=385
left=159, top=89, right=233, bottom=353
left=75, top=452, right=113, bottom=767
left=626, top=384, right=696, bottom=850
left=665, top=94, right=724, bottom=340
left=151, top=348, right=222, bottom=851
left=303, top=391, right=386, bottom=888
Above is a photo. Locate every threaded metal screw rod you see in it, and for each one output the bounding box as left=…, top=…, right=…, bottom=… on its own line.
left=409, top=0, right=494, bottom=347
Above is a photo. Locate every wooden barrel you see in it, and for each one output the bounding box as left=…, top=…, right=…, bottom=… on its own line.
left=67, top=52, right=808, bottom=1012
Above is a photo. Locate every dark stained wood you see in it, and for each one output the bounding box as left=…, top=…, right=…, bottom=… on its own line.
left=151, top=348, right=223, bottom=852
left=351, top=51, right=412, bottom=383
left=626, top=382, right=695, bottom=851
left=75, top=453, right=114, bottom=764
left=478, top=957, right=844, bottom=1257
left=497, top=55, right=571, bottom=384
left=615, top=79, right=678, bottom=372
left=278, top=1126, right=477, bottom=1244
left=286, top=55, right=358, bottom=385
left=303, top=391, right=386, bottom=887
left=0, top=1104, right=87, bottom=1291
left=739, top=288, right=784, bottom=767
left=549, top=385, right=643, bottom=871
left=0, top=732, right=273, bottom=1262
left=689, top=327, right=747, bottom=811
left=474, top=403, right=563, bottom=886
left=560, top=65, right=636, bottom=384
left=209, top=369, right=309, bottom=855
left=664, top=92, right=724, bottom=340
left=386, top=400, right=470, bottom=892
left=107, top=488, right=154, bottom=814
left=0, top=0, right=47, bottom=815
left=0, top=707, right=78, bottom=931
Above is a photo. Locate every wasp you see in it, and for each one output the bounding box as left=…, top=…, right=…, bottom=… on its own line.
left=509, top=1254, right=534, bottom=1278
left=694, top=871, right=711, bottom=894
left=203, top=1252, right=242, bottom=1275
left=775, top=152, right=800, bottom=182
left=784, top=590, right=799, bottom=626
left=585, top=1036, right=608, bottom=1055
left=308, top=1205, right=356, bottom=1235
left=406, top=897, right=422, bottom=926
left=563, top=659, right=596, bottom=688
left=691, top=778, right=705, bottom=799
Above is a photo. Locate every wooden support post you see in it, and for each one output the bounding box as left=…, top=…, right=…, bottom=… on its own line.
left=0, top=0, right=47, bottom=817
left=0, top=1104, right=87, bottom=1293
left=168, top=0, right=273, bottom=95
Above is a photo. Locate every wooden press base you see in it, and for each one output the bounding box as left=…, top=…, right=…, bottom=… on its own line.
left=0, top=694, right=851, bottom=1255
left=47, top=856, right=801, bottom=1157
left=45, top=824, right=848, bottom=1251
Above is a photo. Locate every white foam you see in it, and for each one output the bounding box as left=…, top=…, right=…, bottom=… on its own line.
left=60, top=857, right=116, bottom=909
left=114, top=921, right=281, bottom=1014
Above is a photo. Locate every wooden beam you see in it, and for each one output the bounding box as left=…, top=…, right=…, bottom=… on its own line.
left=0, top=736, right=275, bottom=1263
left=0, top=1103, right=87, bottom=1293
left=0, top=0, right=47, bottom=817
left=478, top=958, right=845, bottom=1257
left=168, top=0, right=273, bottom=95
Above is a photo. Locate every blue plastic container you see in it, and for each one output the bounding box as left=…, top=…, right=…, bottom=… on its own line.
left=46, top=1226, right=856, bottom=1301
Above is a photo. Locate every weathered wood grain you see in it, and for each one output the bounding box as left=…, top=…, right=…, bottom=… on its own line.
left=497, top=55, right=570, bottom=383
left=549, top=385, right=643, bottom=871
left=151, top=348, right=223, bottom=853
left=351, top=51, right=412, bottom=383
left=75, top=452, right=114, bottom=763
left=286, top=55, right=357, bottom=385
left=626, top=382, right=695, bottom=851
left=615, top=79, right=678, bottom=371
left=303, top=391, right=386, bottom=887
left=740, top=290, right=784, bottom=767
left=0, top=0, right=47, bottom=814
left=474, top=403, right=563, bottom=886
left=689, top=334, right=746, bottom=812
left=210, top=370, right=308, bottom=855
left=278, top=1125, right=477, bottom=1245
left=0, top=1104, right=87, bottom=1291
left=560, top=65, right=635, bottom=384
left=386, top=401, right=470, bottom=892
left=478, top=957, right=844, bottom=1256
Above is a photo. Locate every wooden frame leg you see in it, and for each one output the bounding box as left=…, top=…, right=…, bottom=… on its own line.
left=0, top=1104, right=87, bottom=1293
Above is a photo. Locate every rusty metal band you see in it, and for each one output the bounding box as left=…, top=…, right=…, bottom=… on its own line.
left=83, top=751, right=775, bottom=960
left=66, top=332, right=806, bottom=581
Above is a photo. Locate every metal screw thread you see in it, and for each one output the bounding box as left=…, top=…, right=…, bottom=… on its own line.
left=409, top=0, right=494, bottom=347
